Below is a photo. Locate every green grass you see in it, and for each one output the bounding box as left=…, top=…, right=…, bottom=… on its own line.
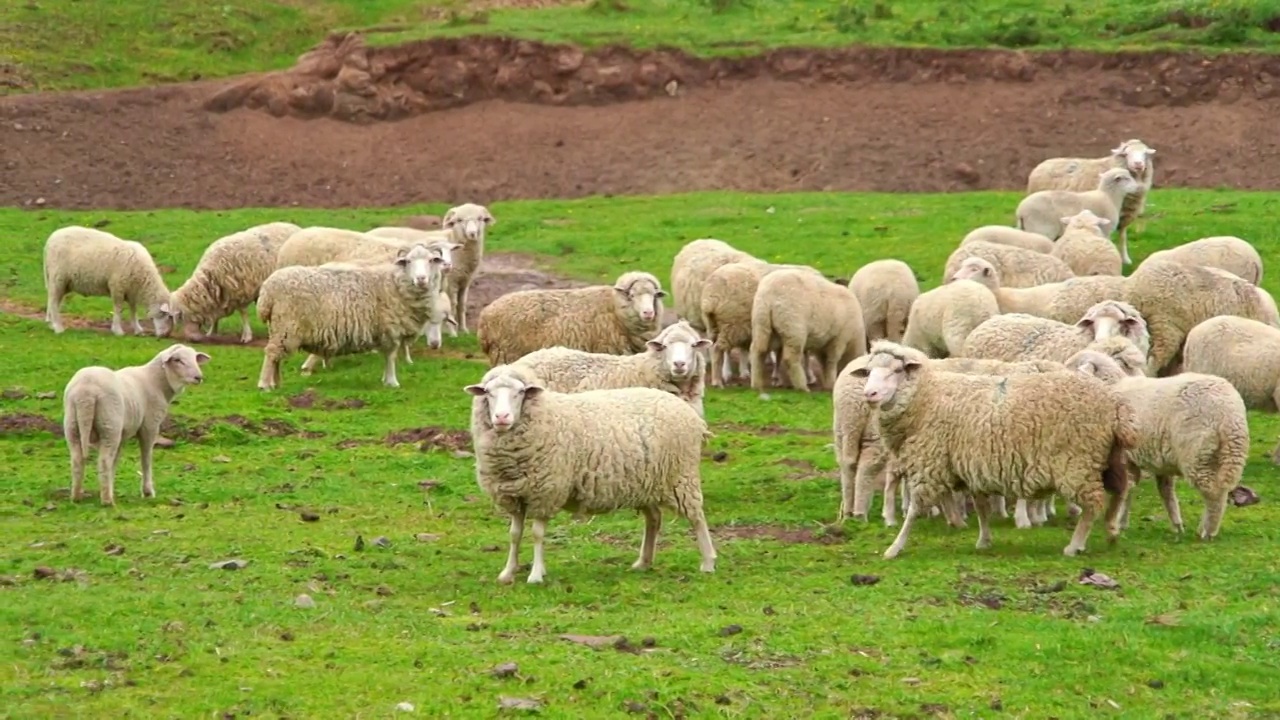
left=3, top=190, right=1280, bottom=718
left=5, top=0, right=1280, bottom=93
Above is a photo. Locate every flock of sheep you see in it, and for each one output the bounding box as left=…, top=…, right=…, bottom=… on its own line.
left=37, top=138, right=1280, bottom=583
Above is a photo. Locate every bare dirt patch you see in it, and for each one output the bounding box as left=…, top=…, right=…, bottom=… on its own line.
left=713, top=524, right=844, bottom=545
left=0, top=413, right=62, bottom=436
left=384, top=426, right=472, bottom=452
left=163, top=414, right=325, bottom=441
left=713, top=422, right=828, bottom=438
left=286, top=389, right=367, bottom=411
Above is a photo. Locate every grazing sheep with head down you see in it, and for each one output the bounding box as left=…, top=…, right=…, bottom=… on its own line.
left=853, top=341, right=1136, bottom=558
left=1140, top=236, right=1263, bottom=286
left=944, top=240, right=1075, bottom=289
left=901, top=279, right=1000, bottom=359
left=848, top=259, right=920, bottom=344
left=1016, top=168, right=1142, bottom=250
left=466, top=364, right=717, bottom=584
left=43, top=226, right=175, bottom=338
left=749, top=268, right=866, bottom=393
left=1050, top=209, right=1123, bottom=277
left=960, top=300, right=1150, bottom=364
left=960, top=226, right=1054, bottom=254
left=1183, top=315, right=1280, bottom=464
left=670, top=238, right=759, bottom=332
left=949, top=257, right=1128, bottom=326
left=63, top=344, right=210, bottom=506
left=477, top=271, right=665, bottom=366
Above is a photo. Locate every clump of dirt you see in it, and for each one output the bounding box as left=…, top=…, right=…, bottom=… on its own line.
left=385, top=426, right=472, bottom=452
left=286, top=389, right=368, bottom=410
left=163, top=414, right=324, bottom=441
left=713, top=524, right=844, bottom=545
left=0, top=413, right=62, bottom=436
left=713, top=422, right=827, bottom=437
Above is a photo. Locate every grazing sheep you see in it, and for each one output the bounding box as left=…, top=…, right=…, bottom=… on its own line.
left=466, top=364, right=717, bottom=584
left=848, top=259, right=920, bottom=344
left=510, top=320, right=710, bottom=416
left=1140, top=236, right=1263, bottom=285
left=854, top=341, right=1136, bottom=558
left=279, top=227, right=460, bottom=272
left=670, top=238, right=759, bottom=332
left=1016, top=168, right=1142, bottom=248
left=169, top=222, right=301, bottom=344
left=1123, top=259, right=1279, bottom=377
left=1041, top=275, right=1129, bottom=326
left=960, top=300, right=1151, bottom=364
left=43, top=226, right=175, bottom=338
left=1026, top=139, right=1156, bottom=264
left=960, top=226, right=1054, bottom=254
left=943, top=240, right=1075, bottom=289
left=901, top=279, right=1000, bottom=359
left=1184, top=315, right=1280, bottom=463
left=749, top=269, right=866, bottom=392
left=949, top=257, right=1128, bottom=326
left=478, top=271, right=665, bottom=366
left=256, top=244, right=444, bottom=390
left=1050, top=209, right=1123, bottom=277
left=63, top=344, right=210, bottom=506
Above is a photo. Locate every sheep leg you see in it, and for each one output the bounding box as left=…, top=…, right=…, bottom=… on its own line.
left=780, top=345, right=809, bottom=393
left=1030, top=498, right=1048, bottom=526
left=972, top=494, right=995, bottom=550
left=257, top=346, right=283, bottom=391
left=47, top=285, right=66, bottom=333
left=138, top=433, right=157, bottom=498
left=1063, top=503, right=1099, bottom=557
left=527, top=518, right=548, bottom=583
left=844, top=445, right=881, bottom=523
left=402, top=341, right=414, bottom=365
left=128, top=303, right=144, bottom=335
left=381, top=350, right=401, bottom=388
left=748, top=340, right=771, bottom=393
left=633, top=506, right=662, bottom=571
left=68, top=432, right=87, bottom=502
left=1118, top=225, right=1132, bottom=265
left=884, top=487, right=930, bottom=559
left=1119, top=466, right=1139, bottom=531
left=1271, top=435, right=1280, bottom=465
left=688, top=506, right=717, bottom=573
left=497, top=512, right=525, bottom=585
left=991, top=495, right=1008, bottom=519
left=1014, top=498, right=1033, bottom=529
left=109, top=302, right=126, bottom=336
left=1197, top=489, right=1230, bottom=540
left=455, top=281, right=470, bottom=334
left=710, top=345, right=727, bottom=388
left=238, top=309, right=253, bottom=344
left=1045, top=496, right=1057, bottom=518
left=819, top=350, right=840, bottom=391
left=940, top=493, right=967, bottom=528
left=882, top=468, right=900, bottom=527
left=1155, top=475, right=1184, bottom=534
left=299, top=354, right=323, bottom=376
left=96, top=430, right=123, bottom=506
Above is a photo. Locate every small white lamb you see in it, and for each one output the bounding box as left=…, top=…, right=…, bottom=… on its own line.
left=43, top=226, right=174, bottom=338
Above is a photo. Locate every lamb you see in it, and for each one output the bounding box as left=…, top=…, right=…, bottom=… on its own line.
left=1140, top=236, right=1263, bottom=285
left=1183, top=315, right=1280, bottom=464
left=670, top=238, right=758, bottom=332
left=510, top=320, right=710, bottom=416
left=1050, top=209, right=1123, bottom=277
left=1072, top=354, right=1249, bottom=540
left=949, top=257, right=1127, bottom=324
left=466, top=364, right=717, bottom=584
left=900, top=279, right=1000, bottom=358
left=62, top=344, right=210, bottom=506
left=854, top=341, right=1137, bottom=558
left=255, top=244, right=444, bottom=390
left=848, top=259, right=920, bottom=344
left=1122, top=258, right=1279, bottom=376
left=1025, top=139, right=1156, bottom=264
left=1015, top=167, right=1142, bottom=252
left=43, top=226, right=175, bottom=338
left=477, top=271, right=665, bottom=366
left=960, top=300, right=1151, bottom=364
left=169, top=222, right=301, bottom=344
left=749, top=268, right=866, bottom=392
left=943, top=240, right=1075, bottom=288
left=959, top=226, right=1054, bottom=254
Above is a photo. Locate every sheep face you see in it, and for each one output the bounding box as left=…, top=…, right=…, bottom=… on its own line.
left=851, top=343, right=927, bottom=409
left=1059, top=209, right=1111, bottom=237
left=465, top=370, right=544, bottom=434
left=614, top=278, right=665, bottom=326
left=1098, top=167, right=1142, bottom=197
left=396, top=244, right=444, bottom=290
left=159, top=344, right=210, bottom=389
left=949, top=257, right=997, bottom=286
left=152, top=302, right=179, bottom=338
left=428, top=241, right=463, bottom=272
left=1075, top=301, right=1147, bottom=349
left=1063, top=349, right=1127, bottom=384
left=1112, top=140, right=1155, bottom=177
left=647, top=322, right=711, bottom=381
left=444, top=204, right=496, bottom=242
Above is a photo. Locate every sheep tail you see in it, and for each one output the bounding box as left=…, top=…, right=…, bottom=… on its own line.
left=75, top=397, right=95, bottom=460
left=1102, top=399, right=1139, bottom=496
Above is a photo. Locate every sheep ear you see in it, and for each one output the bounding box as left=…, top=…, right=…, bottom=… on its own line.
left=903, top=360, right=924, bottom=373
left=1147, top=148, right=1156, bottom=155
left=1098, top=218, right=1112, bottom=230
left=464, top=384, right=486, bottom=396
left=443, top=211, right=459, bottom=228
left=445, top=317, right=458, bottom=327
left=194, top=352, right=211, bottom=365
left=654, top=290, right=667, bottom=298
left=482, top=212, right=496, bottom=226
left=1060, top=215, right=1076, bottom=225
left=614, top=286, right=629, bottom=295
left=1111, top=144, right=1126, bottom=155
left=850, top=366, right=870, bottom=378
left=645, top=340, right=665, bottom=353
left=449, top=242, right=463, bottom=250
left=693, top=338, right=712, bottom=349
left=522, top=384, right=544, bottom=398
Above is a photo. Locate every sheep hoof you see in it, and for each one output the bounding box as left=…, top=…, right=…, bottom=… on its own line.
left=883, top=546, right=903, bottom=560
left=630, top=560, right=651, bottom=571
left=1062, top=545, right=1083, bottom=557
left=496, top=572, right=516, bottom=585
left=526, top=574, right=545, bottom=584
left=757, top=392, right=771, bottom=401
left=699, top=563, right=715, bottom=574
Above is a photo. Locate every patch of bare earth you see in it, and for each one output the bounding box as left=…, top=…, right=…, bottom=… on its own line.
left=713, top=524, right=845, bottom=545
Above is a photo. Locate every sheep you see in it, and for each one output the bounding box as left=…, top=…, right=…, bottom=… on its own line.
left=853, top=341, right=1136, bottom=558
left=1072, top=355, right=1249, bottom=540
left=1183, top=315, right=1280, bottom=464
left=848, top=259, right=920, bottom=344
left=670, top=238, right=758, bottom=332
left=168, top=222, right=301, bottom=344
left=478, top=271, right=665, bottom=366
left=943, top=240, right=1075, bottom=289
left=255, top=243, right=444, bottom=390
left=401, top=289, right=457, bottom=365
left=1050, top=209, right=1123, bottom=277
left=948, top=257, right=1127, bottom=325
left=960, top=226, right=1054, bottom=254
left=1026, top=139, right=1156, bottom=264
left=62, top=344, right=210, bottom=506
left=1140, top=236, right=1263, bottom=286
left=749, top=268, right=866, bottom=393
left=465, top=364, right=717, bottom=584
left=510, top=320, right=710, bottom=416
left=960, top=300, right=1151, bottom=364
left=1016, top=167, right=1142, bottom=253
left=278, top=227, right=461, bottom=272
left=43, top=226, right=175, bottom=338
left=901, top=279, right=1000, bottom=359
left=1122, top=258, right=1279, bottom=377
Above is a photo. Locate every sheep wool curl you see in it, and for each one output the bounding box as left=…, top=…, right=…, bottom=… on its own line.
left=1025, top=139, right=1156, bottom=265
left=943, top=240, right=1075, bottom=289
left=1183, top=315, right=1280, bottom=463
left=1073, top=359, right=1248, bottom=540
left=43, top=225, right=175, bottom=338
left=466, top=363, right=717, bottom=584
left=959, top=226, right=1054, bottom=254
left=63, top=344, right=210, bottom=506
left=477, top=271, right=666, bottom=366
left=510, top=320, right=711, bottom=417
left=670, top=238, right=759, bottom=332
left=1016, top=168, right=1142, bottom=249
left=1050, top=209, right=1122, bottom=277
left=848, top=259, right=920, bottom=344
left=854, top=341, right=1137, bottom=559
left=749, top=268, right=867, bottom=393
left=1122, top=258, right=1277, bottom=377
left=256, top=243, right=445, bottom=390
left=901, top=279, right=1000, bottom=359
left=1141, top=236, right=1263, bottom=286
left=960, top=300, right=1151, bottom=364
left=170, top=222, right=301, bottom=344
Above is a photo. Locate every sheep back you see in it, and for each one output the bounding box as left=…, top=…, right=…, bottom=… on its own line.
left=44, top=226, right=171, bottom=310
left=849, top=259, right=920, bottom=343
left=901, top=280, right=999, bottom=358
left=960, top=226, right=1054, bottom=254
left=171, top=222, right=301, bottom=327
left=670, top=239, right=758, bottom=330
left=1141, top=236, right=1263, bottom=286
left=1183, top=315, right=1280, bottom=410
left=944, top=241, right=1074, bottom=288
left=751, top=269, right=867, bottom=364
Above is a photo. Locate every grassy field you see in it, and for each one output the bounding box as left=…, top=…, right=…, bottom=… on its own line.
left=3, top=191, right=1280, bottom=718
left=4, top=0, right=1280, bottom=93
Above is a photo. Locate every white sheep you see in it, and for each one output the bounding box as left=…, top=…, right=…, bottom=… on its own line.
left=1026, top=139, right=1156, bottom=265
left=43, top=226, right=175, bottom=338
left=848, top=259, right=920, bottom=344
left=948, top=257, right=1127, bottom=325
left=900, top=279, right=1000, bottom=359
left=1183, top=315, right=1280, bottom=464
left=670, top=238, right=758, bottom=332
left=510, top=320, right=710, bottom=416
left=1140, top=236, right=1263, bottom=285
left=477, top=271, right=665, bottom=366
left=466, top=364, right=717, bottom=584
left=854, top=341, right=1137, bottom=558
left=943, top=240, right=1075, bottom=288
left=256, top=244, right=444, bottom=390
left=960, top=300, right=1151, bottom=364
left=960, top=226, right=1054, bottom=254
left=401, top=289, right=456, bottom=365
left=1016, top=167, right=1142, bottom=251
left=63, top=344, right=210, bottom=506
left=1050, top=209, right=1122, bottom=277
left=749, top=268, right=866, bottom=392
left=169, top=222, right=301, bottom=344
left=278, top=226, right=460, bottom=272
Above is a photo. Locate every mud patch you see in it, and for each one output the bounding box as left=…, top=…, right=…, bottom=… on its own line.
left=713, top=524, right=844, bottom=545
left=772, top=457, right=833, bottom=481
left=385, top=426, right=472, bottom=453
left=464, top=252, right=590, bottom=332
left=163, top=414, right=324, bottom=441
left=714, top=422, right=827, bottom=438
left=0, top=413, right=62, bottom=436
left=286, top=389, right=368, bottom=410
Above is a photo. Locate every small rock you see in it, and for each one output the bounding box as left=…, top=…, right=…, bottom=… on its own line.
left=375, top=585, right=394, bottom=596
left=103, top=544, right=125, bottom=556
left=718, top=624, right=743, bottom=637
left=299, top=511, right=320, bottom=522
left=154, top=437, right=176, bottom=449
left=372, top=536, right=391, bottom=548
left=715, top=695, right=731, bottom=705
left=294, top=594, right=316, bottom=609
left=208, top=558, right=249, bottom=570
left=492, top=662, right=519, bottom=679
left=711, top=451, right=728, bottom=462
left=211, top=455, right=231, bottom=464
left=1079, top=568, right=1120, bottom=590
left=33, top=566, right=57, bottom=580
left=2, top=387, right=29, bottom=400
left=414, top=533, right=440, bottom=542
left=354, top=535, right=366, bottom=551
left=452, top=450, right=474, bottom=459
left=573, top=678, right=589, bottom=690
left=395, top=701, right=415, bottom=712
left=989, top=697, right=1004, bottom=711
left=624, top=700, right=648, bottom=714
left=35, top=391, right=57, bottom=400
left=1147, top=679, right=1165, bottom=690
left=902, top=677, right=921, bottom=685
left=763, top=606, right=776, bottom=616
left=1031, top=580, right=1067, bottom=594
left=498, top=696, right=541, bottom=711
left=1230, top=485, right=1260, bottom=507
left=850, top=574, right=881, bottom=586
